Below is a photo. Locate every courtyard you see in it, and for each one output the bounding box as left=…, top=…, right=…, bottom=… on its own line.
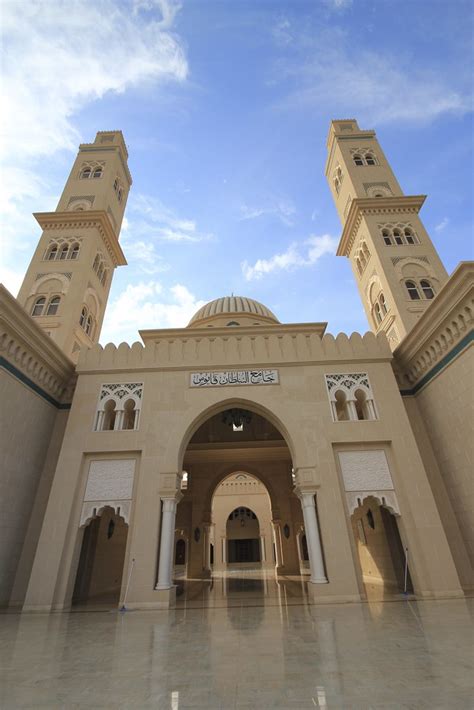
left=1, top=570, right=472, bottom=709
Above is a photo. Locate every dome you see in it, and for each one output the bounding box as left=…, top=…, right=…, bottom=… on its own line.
left=188, top=296, right=279, bottom=327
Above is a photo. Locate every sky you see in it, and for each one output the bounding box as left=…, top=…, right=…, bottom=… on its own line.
left=1, top=0, right=473, bottom=345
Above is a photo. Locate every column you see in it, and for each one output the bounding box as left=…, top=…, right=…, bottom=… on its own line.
left=203, top=523, right=211, bottom=574
left=221, top=537, right=227, bottom=565
left=260, top=535, right=266, bottom=563
left=346, top=400, right=358, bottom=421
left=299, top=492, right=328, bottom=584
left=272, top=520, right=284, bottom=568
left=156, top=498, right=178, bottom=590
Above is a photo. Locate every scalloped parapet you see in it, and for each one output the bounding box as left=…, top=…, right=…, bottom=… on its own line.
left=77, top=325, right=392, bottom=373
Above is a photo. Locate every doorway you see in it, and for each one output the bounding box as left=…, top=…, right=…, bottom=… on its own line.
left=72, top=507, right=128, bottom=606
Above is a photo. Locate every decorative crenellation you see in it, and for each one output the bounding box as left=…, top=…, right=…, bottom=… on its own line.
left=36, top=272, right=72, bottom=281
left=77, top=329, right=393, bottom=372
left=325, top=372, right=378, bottom=421
left=394, top=264, right=473, bottom=390
left=94, top=382, right=143, bottom=431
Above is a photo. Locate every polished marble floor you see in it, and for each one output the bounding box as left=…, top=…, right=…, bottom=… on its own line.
left=1, top=569, right=473, bottom=709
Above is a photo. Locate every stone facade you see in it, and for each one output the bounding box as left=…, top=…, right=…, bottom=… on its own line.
left=0, top=122, right=472, bottom=612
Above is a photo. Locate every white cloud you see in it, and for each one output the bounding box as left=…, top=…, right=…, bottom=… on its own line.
left=121, top=239, right=170, bottom=274
left=129, top=194, right=214, bottom=242
left=435, top=217, right=449, bottom=232
left=1, top=0, right=187, bottom=163
left=276, top=29, right=471, bottom=124
left=242, top=234, right=337, bottom=280
left=0, top=0, right=188, bottom=292
left=100, top=281, right=206, bottom=343
left=239, top=197, right=296, bottom=226
left=323, top=0, right=352, bottom=10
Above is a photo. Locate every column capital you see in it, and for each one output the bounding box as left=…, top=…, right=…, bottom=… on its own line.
left=158, top=471, right=183, bottom=497
left=294, top=487, right=318, bottom=505
left=160, top=491, right=183, bottom=511
left=293, top=466, right=321, bottom=488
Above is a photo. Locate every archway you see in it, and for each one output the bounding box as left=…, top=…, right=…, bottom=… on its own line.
left=169, top=404, right=308, bottom=601
left=72, top=507, right=129, bottom=606
left=350, top=496, right=413, bottom=598
left=226, top=507, right=261, bottom=564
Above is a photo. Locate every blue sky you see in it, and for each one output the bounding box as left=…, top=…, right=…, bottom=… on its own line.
left=1, top=0, right=473, bottom=344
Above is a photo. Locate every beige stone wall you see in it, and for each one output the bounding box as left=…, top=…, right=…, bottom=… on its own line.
left=0, top=370, right=67, bottom=605
left=404, top=346, right=473, bottom=586
left=22, top=323, right=464, bottom=610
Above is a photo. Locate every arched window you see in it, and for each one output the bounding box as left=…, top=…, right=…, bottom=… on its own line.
left=336, top=166, right=343, bottom=179
left=113, top=178, right=119, bottom=192
left=79, top=307, right=88, bottom=328
left=406, top=280, right=420, bottom=300
left=97, top=263, right=104, bottom=281
left=59, top=244, right=69, bottom=260
left=365, top=153, right=376, bottom=165
left=46, top=244, right=58, bottom=260
left=356, top=258, right=362, bottom=274
left=118, top=188, right=123, bottom=202
left=334, top=390, right=349, bottom=421
left=404, top=228, right=415, bottom=244
left=80, top=167, right=91, bottom=179
left=374, top=302, right=382, bottom=324
left=420, top=279, right=435, bottom=299
left=353, top=154, right=363, bottom=166
left=362, top=242, right=370, bottom=259
left=31, top=297, right=46, bottom=317
left=92, top=167, right=102, bottom=179
left=70, top=243, right=80, bottom=260
left=93, top=255, right=100, bottom=272
left=379, top=293, right=388, bottom=315
left=334, top=177, right=340, bottom=194
left=102, top=400, right=116, bottom=431
left=122, top=399, right=136, bottom=430
left=382, top=229, right=392, bottom=246
left=85, top=315, right=93, bottom=336
left=359, top=251, right=367, bottom=269
left=226, top=321, right=240, bottom=326
left=101, top=269, right=108, bottom=286
left=46, top=296, right=60, bottom=316
left=354, top=389, right=369, bottom=420
left=393, top=229, right=403, bottom=245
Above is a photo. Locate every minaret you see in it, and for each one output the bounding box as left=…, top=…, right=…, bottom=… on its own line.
left=17, top=131, right=131, bottom=361
left=325, top=119, right=448, bottom=349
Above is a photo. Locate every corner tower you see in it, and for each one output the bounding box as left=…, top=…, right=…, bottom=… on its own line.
left=325, top=119, right=448, bottom=349
left=17, top=131, right=131, bottom=361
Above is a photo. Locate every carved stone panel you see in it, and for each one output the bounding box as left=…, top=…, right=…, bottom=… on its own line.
left=84, top=459, right=135, bottom=501
left=338, top=450, right=394, bottom=492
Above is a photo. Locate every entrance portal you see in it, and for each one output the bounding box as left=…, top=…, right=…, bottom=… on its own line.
left=226, top=507, right=260, bottom=564
left=72, top=507, right=128, bottom=606
left=351, top=496, right=413, bottom=597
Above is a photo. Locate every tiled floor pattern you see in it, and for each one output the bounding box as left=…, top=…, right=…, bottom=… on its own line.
left=1, top=571, right=472, bottom=709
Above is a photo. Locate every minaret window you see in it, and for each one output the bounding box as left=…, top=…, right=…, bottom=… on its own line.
left=46, top=245, right=58, bottom=260
left=393, top=229, right=403, bottom=245
left=405, top=281, right=421, bottom=300
left=118, top=188, right=123, bottom=202
left=79, top=307, right=88, bottom=328
left=46, top=296, right=60, bottom=316
left=93, top=255, right=100, bottom=271
left=382, top=229, right=392, bottom=245
left=85, top=315, right=93, bottom=336
left=374, top=302, right=383, bottom=323
left=365, top=153, right=376, bottom=165
left=92, top=167, right=103, bottom=179
left=420, top=280, right=435, bottom=299
left=353, top=154, right=364, bottom=166
left=380, top=294, right=388, bottom=315
left=102, top=400, right=117, bottom=431
left=31, top=297, right=46, bottom=316
left=123, top=399, right=137, bottom=430
left=70, top=243, right=80, bottom=260
left=59, top=244, right=69, bottom=260
left=80, top=167, right=91, bottom=179
left=404, top=228, right=415, bottom=244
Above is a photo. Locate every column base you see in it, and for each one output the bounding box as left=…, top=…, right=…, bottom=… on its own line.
left=142, top=585, right=177, bottom=608
left=307, top=583, right=361, bottom=604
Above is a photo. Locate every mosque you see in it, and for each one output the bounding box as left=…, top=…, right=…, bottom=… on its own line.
left=0, top=119, right=472, bottom=612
